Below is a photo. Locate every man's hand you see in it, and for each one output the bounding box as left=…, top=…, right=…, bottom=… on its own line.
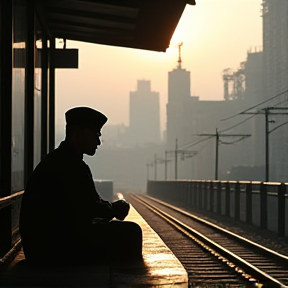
left=112, top=200, right=130, bottom=220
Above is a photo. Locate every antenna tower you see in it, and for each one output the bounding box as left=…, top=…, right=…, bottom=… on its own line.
left=177, top=42, right=183, bottom=68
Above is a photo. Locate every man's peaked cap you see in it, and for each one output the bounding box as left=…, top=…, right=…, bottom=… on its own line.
left=65, top=107, right=108, bottom=132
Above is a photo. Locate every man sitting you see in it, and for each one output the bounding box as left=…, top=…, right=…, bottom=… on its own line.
left=19, top=107, right=142, bottom=265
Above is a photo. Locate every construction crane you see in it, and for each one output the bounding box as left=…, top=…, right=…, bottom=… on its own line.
left=222, top=62, right=246, bottom=101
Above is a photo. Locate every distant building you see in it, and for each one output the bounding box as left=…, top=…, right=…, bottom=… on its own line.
left=245, top=50, right=263, bottom=105
left=262, top=0, right=288, bottom=182
left=101, top=123, right=129, bottom=148
left=166, top=52, right=254, bottom=180
left=204, top=0, right=288, bottom=183
left=84, top=80, right=164, bottom=193
left=226, top=50, right=265, bottom=179
left=167, top=96, right=253, bottom=180
left=262, top=0, right=288, bottom=101
left=244, top=50, right=264, bottom=169
left=86, top=142, right=166, bottom=193
left=230, top=1, right=288, bottom=182
left=128, top=80, right=161, bottom=146
left=166, top=60, right=191, bottom=147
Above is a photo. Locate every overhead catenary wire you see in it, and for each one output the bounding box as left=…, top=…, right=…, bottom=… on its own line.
left=219, top=136, right=249, bottom=145
left=219, top=113, right=259, bottom=133
left=237, top=107, right=288, bottom=182
left=182, top=137, right=211, bottom=159
left=178, top=91, right=286, bottom=150
left=273, top=97, right=288, bottom=107
left=179, top=136, right=213, bottom=150
left=195, top=129, right=251, bottom=180
left=268, top=120, right=288, bottom=134
left=196, top=137, right=211, bottom=152
left=219, top=93, right=288, bottom=133
left=174, top=91, right=288, bottom=181
left=220, top=89, right=288, bottom=121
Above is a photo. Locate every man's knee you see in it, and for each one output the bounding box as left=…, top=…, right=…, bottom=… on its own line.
left=123, top=221, right=142, bottom=240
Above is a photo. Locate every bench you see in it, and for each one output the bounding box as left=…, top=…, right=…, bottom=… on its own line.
left=1, top=205, right=188, bottom=287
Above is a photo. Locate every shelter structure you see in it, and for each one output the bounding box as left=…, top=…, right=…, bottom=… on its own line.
left=0, top=0, right=196, bottom=264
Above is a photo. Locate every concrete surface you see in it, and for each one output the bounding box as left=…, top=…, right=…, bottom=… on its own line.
left=1, top=205, right=188, bottom=288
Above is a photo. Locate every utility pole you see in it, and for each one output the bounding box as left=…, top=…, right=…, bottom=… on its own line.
left=154, top=154, right=157, bottom=180
left=164, top=150, right=174, bottom=180
left=215, top=128, right=219, bottom=180
left=166, top=138, right=197, bottom=180
left=146, top=163, right=149, bottom=180
left=198, top=129, right=251, bottom=180
left=241, top=107, right=288, bottom=182
left=165, top=150, right=168, bottom=180
left=180, top=149, right=198, bottom=179
left=175, top=138, right=178, bottom=180
left=146, top=162, right=153, bottom=180
left=150, top=154, right=171, bottom=181
left=264, top=109, right=269, bottom=183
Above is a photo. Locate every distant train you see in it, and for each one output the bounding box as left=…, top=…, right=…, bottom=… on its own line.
left=94, top=180, right=114, bottom=202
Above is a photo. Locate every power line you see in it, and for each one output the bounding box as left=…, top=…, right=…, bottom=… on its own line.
left=198, top=128, right=250, bottom=180
left=273, top=97, right=288, bottom=107
left=220, top=89, right=288, bottom=121
left=196, top=138, right=211, bottom=153
left=268, top=120, right=288, bottom=134
left=219, top=136, right=249, bottom=145
left=241, top=107, right=288, bottom=182
left=218, top=91, right=288, bottom=139
left=179, top=136, right=213, bottom=150
left=219, top=113, right=259, bottom=133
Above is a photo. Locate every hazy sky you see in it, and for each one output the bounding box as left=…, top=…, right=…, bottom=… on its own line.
left=55, top=0, right=262, bottom=132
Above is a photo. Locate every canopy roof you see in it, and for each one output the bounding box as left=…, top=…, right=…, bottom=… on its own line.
left=39, top=0, right=196, bottom=52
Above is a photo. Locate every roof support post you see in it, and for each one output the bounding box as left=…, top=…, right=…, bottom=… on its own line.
left=24, top=0, right=35, bottom=184
left=0, top=0, right=13, bottom=258
left=41, top=35, right=48, bottom=159
left=49, top=38, right=55, bottom=152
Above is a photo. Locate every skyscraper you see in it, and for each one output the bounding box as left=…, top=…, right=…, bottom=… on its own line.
left=166, top=44, right=191, bottom=148
left=129, top=80, right=161, bottom=146
left=166, top=44, right=253, bottom=180
left=262, top=0, right=288, bottom=182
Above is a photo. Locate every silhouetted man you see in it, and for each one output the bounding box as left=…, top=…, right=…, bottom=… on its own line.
left=19, top=107, right=142, bottom=265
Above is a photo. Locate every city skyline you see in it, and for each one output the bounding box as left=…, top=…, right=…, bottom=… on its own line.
left=55, top=0, right=262, bottom=132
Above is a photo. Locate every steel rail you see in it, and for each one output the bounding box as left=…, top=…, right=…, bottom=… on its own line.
left=130, top=194, right=286, bottom=288
left=143, top=194, right=288, bottom=264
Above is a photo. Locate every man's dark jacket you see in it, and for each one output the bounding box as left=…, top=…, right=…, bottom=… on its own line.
left=19, top=141, right=114, bottom=263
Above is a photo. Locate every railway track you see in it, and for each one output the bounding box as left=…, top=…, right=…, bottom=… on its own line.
left=127, top=193, right=288, bottom=288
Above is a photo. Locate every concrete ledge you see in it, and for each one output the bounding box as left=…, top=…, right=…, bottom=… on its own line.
left=1, top=205, right=188, bottom=288
left=111, top=205, right=188, bottom=287
left=1, top=260, right=110, bottom=287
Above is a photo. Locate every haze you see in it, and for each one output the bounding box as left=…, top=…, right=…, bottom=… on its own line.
left=55, top=0, right=262, bottom=132
left=53, top=0, right=265, bottom=191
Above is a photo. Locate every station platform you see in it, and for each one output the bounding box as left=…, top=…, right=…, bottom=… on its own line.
left=1, top=205, right=188, bottom=287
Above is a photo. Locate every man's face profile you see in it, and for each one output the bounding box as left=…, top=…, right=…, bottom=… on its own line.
left=65, top=107, right=107, bottom=156
left=80, top=127, right=102, bottom=156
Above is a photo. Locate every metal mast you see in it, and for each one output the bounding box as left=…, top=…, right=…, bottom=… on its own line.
left=177, top=42, right=183, bottom=68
